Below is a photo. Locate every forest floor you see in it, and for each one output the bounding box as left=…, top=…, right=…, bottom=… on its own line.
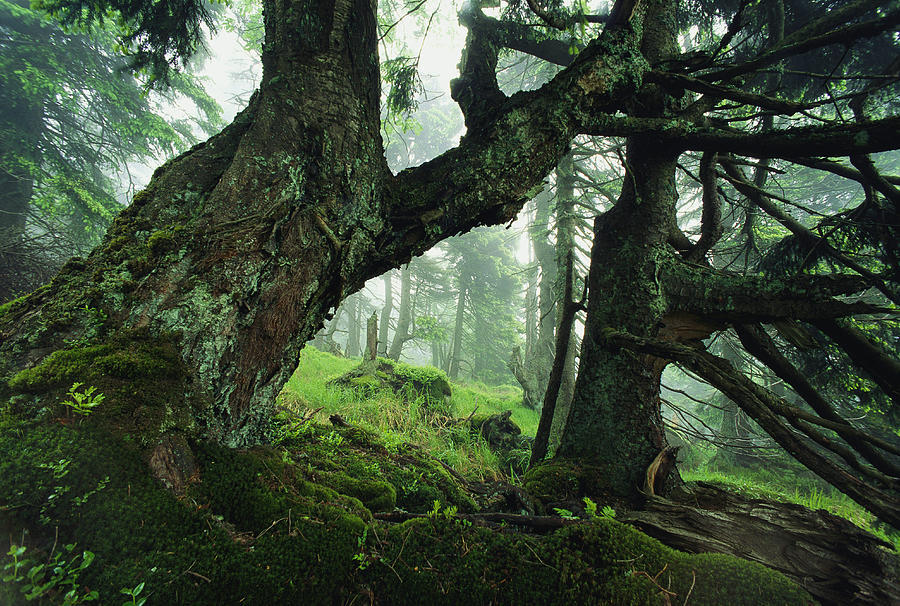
left=1, top=345, right=895, bottom=605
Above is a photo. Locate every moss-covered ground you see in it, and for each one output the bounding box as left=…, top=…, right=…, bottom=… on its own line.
left=1, top=346, right=814, bottom=605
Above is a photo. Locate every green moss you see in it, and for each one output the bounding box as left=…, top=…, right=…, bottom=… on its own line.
left=6, top=329, right=199, bottom=445
left=147, top=229, right=176, bottom=256
left=330, top=358, right=452, bottom=414
left=325, top=472, right=396, bottom=512
left=523, top=458, right=622, bottom=509
left=276, top=422, right=475, bottom=513
left=0, top=294, right=27, bottom=321
left=0, top=412, right=811, bottom=606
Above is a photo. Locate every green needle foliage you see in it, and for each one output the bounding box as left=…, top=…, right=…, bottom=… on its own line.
left=0, top=0, right=222, bottom=300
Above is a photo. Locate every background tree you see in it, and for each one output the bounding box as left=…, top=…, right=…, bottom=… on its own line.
left=0, top=0, right=221, bottom=301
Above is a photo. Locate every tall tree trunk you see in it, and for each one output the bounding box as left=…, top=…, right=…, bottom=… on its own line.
left=555, top=138, right=680, bottom=499
left=548, top=151, right=578, bottom=451
left=344, top=294, right=361, bottom=358
left=387, top=265, right=412, bottom=360
left=530, top=188, right=558, bottom=399
left=448, top=272, right=469, bottom=380
left=377, top=271, right=392, bottom=356
left=554, top=0, right=686, bottom=500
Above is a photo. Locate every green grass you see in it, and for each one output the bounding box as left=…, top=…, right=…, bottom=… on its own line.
left=278, top=346, right=535, bottom=481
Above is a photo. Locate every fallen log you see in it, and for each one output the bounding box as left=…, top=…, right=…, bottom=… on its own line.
left=619, top=482, right=900, bottom=606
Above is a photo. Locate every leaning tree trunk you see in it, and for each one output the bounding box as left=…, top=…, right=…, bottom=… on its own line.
left=1, top=0, right=390, bottom=446
left=0, top=0, right=651, bottom=448
left=548, top=151, right=579, bottom=451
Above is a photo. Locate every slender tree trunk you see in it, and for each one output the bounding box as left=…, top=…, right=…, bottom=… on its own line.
left=345, top=294, right=361, bottom=358
left=377, top=271, right=392, bottom=356
left=530, top=188, right=558, bottom=399
left=548, top=152, right=578, bottom=450
left=388, top=265, right=412, bottom=360
left=448, top=272, right=469, bottom=380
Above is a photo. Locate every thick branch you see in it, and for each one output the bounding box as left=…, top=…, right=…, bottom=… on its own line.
left=451, top=6, right=506, bottom=130
left=685, top=151, right=722, bottom=262
left=580, top=115, right=900, bottom=157
left=391, top=26, right=648, bottom=258
left=663, top=258, right=886, bottom=322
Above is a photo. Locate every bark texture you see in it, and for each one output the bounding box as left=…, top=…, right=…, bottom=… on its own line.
left=621, top=483, right=900, bottom=606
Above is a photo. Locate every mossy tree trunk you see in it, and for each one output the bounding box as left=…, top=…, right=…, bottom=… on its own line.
left=0, top=0, right=651, bottom=446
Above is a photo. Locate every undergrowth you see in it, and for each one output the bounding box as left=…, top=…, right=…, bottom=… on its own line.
left=278, top=346, right=537, bottom=481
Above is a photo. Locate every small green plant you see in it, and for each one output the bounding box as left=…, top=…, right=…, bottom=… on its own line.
left=552, top=507, right=578, bottom=520
left=120, top=581, right=147, bottom=606
left=321, top=430, right=345, bottom=448
left=352, top=528, right=370, bottom=571
left=62, top=382, right=105, bottom=417
left=583, top=497, right=616, bottom=520
left=2, top=543, right=99, bottom=604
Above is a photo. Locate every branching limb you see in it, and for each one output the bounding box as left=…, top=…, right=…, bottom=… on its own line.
left=790, top=157, right=900, bottom=187
left=685, top=151, right=722, bottom=262
left=719, top=157, right=900, bottom=304
left=601, top=329, right=900, bottom=527
left=810, top=318, right=900, bottom=408
left=662, top=258, right=887, bottom=322
left=701, top=7, right=900, bottom=83
left=647, top=71, right=811, bottom=115
left=451, top=6, right=506, bottom=130
left=735, top=323, right=900, bottom=476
